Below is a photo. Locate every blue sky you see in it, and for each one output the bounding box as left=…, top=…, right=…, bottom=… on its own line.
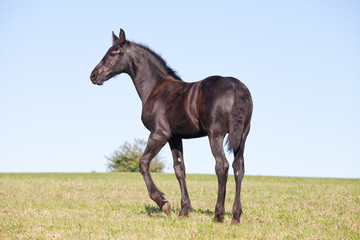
left=1, top=1, right=359, bottom=178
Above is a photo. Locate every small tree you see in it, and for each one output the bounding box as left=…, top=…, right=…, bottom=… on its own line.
left=106, top=139, right=165, bottom=172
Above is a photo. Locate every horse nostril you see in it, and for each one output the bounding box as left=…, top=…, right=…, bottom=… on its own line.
left=91, top=73, right=96, bottom=80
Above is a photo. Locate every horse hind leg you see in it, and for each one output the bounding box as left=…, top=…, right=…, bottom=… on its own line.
left=209, top=135, right=229, bottom=222
left=231, top=124, right=250, bottom=224
left=169, top=137, right=193, bottom=217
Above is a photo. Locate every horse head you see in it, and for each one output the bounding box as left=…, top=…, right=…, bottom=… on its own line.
left=90, top=29, right=130, bottom=85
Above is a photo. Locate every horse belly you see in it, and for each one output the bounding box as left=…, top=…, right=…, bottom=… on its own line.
left=169, top=108, right=205, bottom=138
left=171, top=122, right=206, bottom=138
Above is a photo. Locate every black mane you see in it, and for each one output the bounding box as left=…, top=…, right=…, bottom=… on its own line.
left=135, top=43, right=182, bottom=81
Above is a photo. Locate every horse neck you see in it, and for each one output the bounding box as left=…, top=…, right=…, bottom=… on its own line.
left=126, top=44, right=170, bottom=104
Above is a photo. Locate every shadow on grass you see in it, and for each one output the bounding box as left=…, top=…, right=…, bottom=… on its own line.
left=194, top=208, right=232, bottom=218
left=144, top=204, right=231, bottom=218
left=144, top=204, right=163, bottom=217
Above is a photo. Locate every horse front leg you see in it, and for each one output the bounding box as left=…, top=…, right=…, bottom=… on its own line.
left=169, top=137, right=193, bottom=217
left=139, top=133, right=171, bottom=215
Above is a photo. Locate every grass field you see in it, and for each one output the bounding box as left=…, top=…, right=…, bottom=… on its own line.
left=0, top=173, right=359, bottom=239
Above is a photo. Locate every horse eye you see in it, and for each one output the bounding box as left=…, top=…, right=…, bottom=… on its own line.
left=110, top=52, right=115, bottom=57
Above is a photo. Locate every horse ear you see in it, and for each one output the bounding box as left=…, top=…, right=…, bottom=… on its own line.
left=119, top=29, right=126, bottom=43
left=112, top=31, right=119, bottom=45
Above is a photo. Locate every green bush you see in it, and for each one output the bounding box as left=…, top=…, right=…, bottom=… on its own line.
left=106, top=139, right=165, bottom=172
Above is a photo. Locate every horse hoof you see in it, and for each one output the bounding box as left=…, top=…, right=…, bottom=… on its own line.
left=179, top=205, right=193, bottom=217
left=213, top=214, right=224, bottom=223
left=162, top=201, right=171, bottom=216
left=231, top=218, right=240, bottom=225
left=178, top=208, right=190, bottom=217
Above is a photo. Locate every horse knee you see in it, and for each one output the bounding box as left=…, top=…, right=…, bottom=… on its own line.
left=139, top=157, right=148, bottom=175
left=215, top=159, right=229, bottom=179
left=174, top=160, right=185, bottom=174
left=224, top=160, right=229, bottom=171
left=232, top=159, right=244, bottom=179
left=216, top=159, right=229, bottom=173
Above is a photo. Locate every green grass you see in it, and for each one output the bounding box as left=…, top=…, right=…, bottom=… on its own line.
left=0, top=173, right=359, bottom=239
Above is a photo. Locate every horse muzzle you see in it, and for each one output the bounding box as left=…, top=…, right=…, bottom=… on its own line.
left=90, top=70, right=104, bottom=85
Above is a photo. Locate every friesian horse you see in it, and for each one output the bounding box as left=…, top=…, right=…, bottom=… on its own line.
left=90, top=29, right=252, bottom=224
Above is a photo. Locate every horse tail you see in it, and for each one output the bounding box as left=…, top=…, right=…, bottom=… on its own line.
left=227, top=87, right=252, bottom=152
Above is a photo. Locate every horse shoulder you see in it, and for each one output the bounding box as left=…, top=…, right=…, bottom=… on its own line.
left=140, top=78, right=185, bottom=133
